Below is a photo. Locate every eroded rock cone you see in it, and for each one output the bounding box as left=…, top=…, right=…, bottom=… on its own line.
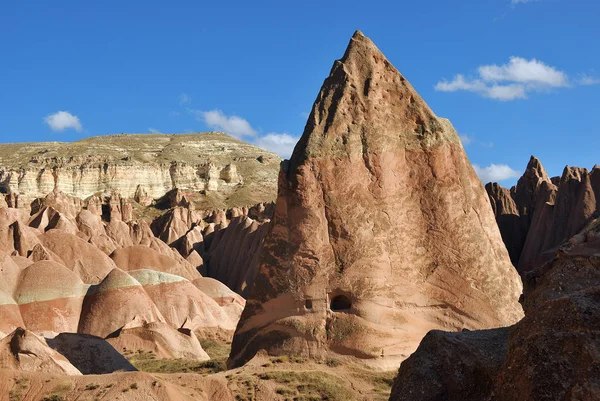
left=228, top=31, right=523, bottom=369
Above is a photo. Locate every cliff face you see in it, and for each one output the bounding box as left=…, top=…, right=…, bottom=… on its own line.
left=228, top=31, right=523, bottom=369
left=390, top=215, right=600, bottom=401
left=486, top=157, right=599, bottom=272
left=0, top=132, right=280, bottom=209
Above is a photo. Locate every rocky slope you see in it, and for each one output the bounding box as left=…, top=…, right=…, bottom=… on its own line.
left=228, top=31, right=523, bottom=370
left=0, top=131, right=281, bottom=210
left=485, top=156, right=599, bottom=272
left=390, top=215, right=600, bottom=401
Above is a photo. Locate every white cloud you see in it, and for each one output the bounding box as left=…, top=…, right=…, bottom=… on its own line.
left=149, top=128, right=161, bottom=134
left=44, top=111, right=83, bottom=132
left=436, top=57, right=568, bottom=101
left=478, top=57, right=567, bottom=87
left=459, top=134, right=473, bottom=145
left=473, top=164, right=521, bottom=183
left=179, top=93, right=192, bottom=105
left=512, top=0, right=540, bottom=4
left=578, top=74, right=600, bottom=86
left=191, top=109, right=257, bottom=138
left=255, top=133, right=299, bottom=158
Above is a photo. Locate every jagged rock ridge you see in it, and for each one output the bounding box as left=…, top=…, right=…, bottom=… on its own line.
left=486, top=156, right=600, bottom=272
left=228, top=31, right=523, bottom=369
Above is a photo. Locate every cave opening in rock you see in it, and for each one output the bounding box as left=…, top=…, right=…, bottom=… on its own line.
left=330, top=294, right=352, bottom=311
left=305, top=299, right=313, bottom=310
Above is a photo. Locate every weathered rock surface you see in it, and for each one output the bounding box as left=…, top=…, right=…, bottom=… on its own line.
left=0, top=132, right=280, bottom=210
left=46, top=332, right=137, bottom=374
left=0, top=328, right=81, bottom=375
left=107, top=322, right=210, bottom=361
left=391, top=217, right=600, bottom=400
left=389, top=327, right=510, bottom=401
left=228, top=31, right=523, bottom=369
left=486, top=156, right=599, bottom=273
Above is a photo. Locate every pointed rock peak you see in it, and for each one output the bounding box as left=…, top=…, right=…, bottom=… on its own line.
left=291, top=31, right=459, bottom=168
left=525, top=156, right=549, bottom=181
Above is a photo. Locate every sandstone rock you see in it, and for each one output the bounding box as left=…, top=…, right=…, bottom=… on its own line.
left=0, top=328, right=81, bottom=375
left=205, top=216, right=269, bottom=296
left=129, top=269, right=239, bottom=335
left=46, top=332, right=137, bottom=374
left=488, top=157, right=600, bottom=273
left=15, top=260, right=88, bottom=333
left=134, top=184, right=152, bottom=206
left=391, top=217, right=600, bottom=400
left=0, top=132, right=280, bottom=210
left=389, top=327, right=510, bottom=401
left=228, top=31, right=523, bottom=369
left=107, top=321, right=210, bottom=361
left=78, top=268, right=165, bottom=338
left=0, top=290, right=24, bottom=334
left=490, top=286, right=600, bottom=401
left=39, top=229, right=117, bottom=284
left=110, top=245, right=201, bottom=281
left=75, top=209, right=105, bottom=240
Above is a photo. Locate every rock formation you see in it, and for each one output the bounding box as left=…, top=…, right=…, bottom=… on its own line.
left=228, top=31, right=523, bottom=369
left=46, top=333, right=137, bottom=374
left=107, top=322, right=210, bottom=361
left=0, top=328, right=81, bottom=375
left=389, top=327, right=510, bottom=401
left=0, top=132, right=280, bottom=210
left=486, top=156, right=599, bottom=272
left=390, top=213, right=600, bottom=400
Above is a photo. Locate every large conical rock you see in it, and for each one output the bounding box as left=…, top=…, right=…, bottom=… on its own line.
left=228, top=31, right=523, bottom=368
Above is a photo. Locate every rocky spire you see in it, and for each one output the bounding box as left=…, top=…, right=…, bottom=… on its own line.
left=228, top=31, right=523, bottom=369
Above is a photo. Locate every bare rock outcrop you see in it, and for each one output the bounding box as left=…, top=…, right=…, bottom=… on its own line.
left=0, top=328, right=81, bottom=375
left=78, top=268, right=165, bottom=338
left=228, top=31, right=523, bottom=369
left=0, top=132, right=280, bottom=210
left=205, top=215, right=270, bottom=296
left=391, top=218, right=600, bottom=400
left=487, top=157, right=599, bottom=272
left=389, top=327, right=510, bottom=401
left=107, top=322, right=210, bottom=361
left=46, top=332, right=137, bottom=374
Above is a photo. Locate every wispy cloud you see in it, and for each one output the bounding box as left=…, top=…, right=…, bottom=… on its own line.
left=255, top=133, right=299, bottom=158
left=186, top=107, right=298, bottom=157
left=179, top=93, right=192, bottom=105
left=511, top=0, right=540, bottom=4
left=189, top=109, right=257, bottom=138
left=473, top=164, right=521, bottom=182
left=44, top=111, right=83, bottom=132
left=148, top=128, right=161, bottom=134
left=460, top=134, right=494, bottom=148
left=169, top=111, right=181, bottom=117
left=459, top=134, right=473, bottom=146
left=436, top=57, right=570, bottom=101
left=578, top=74, right=600, bottom=86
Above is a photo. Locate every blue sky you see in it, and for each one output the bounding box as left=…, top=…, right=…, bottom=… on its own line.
left=1, top=0, right=598, bottom=186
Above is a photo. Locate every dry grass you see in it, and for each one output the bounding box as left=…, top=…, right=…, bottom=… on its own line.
left=257, top=370, right=353, bottom=401
left=127, top=347, right=228, bottom=374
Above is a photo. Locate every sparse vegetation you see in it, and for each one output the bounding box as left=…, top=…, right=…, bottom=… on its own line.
left=199, top=339, right=232, bottom=360
left=41, top=396, right=66, bottom=401
left=9, top=376, right=29, bottom=401
left=325, top=357, right=342, bottom=367
left=257, top=370, right=353, bottom=401
left=85, top=383, right=100, bottom=391
left=128, top=350, right=226, bottom=374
